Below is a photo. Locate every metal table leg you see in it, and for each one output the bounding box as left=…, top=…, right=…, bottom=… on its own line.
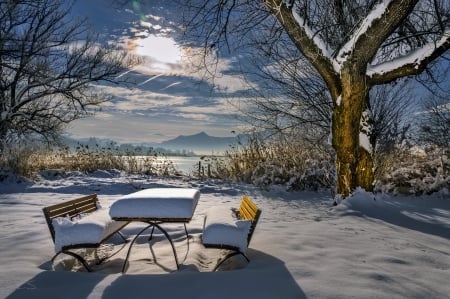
left=121, top=222, right=179, bottom=273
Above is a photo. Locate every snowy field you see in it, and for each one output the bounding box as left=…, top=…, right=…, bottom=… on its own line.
left=0, top=170, right=449, bottom=299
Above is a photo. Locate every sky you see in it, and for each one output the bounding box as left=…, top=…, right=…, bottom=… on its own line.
left=67, top=0, right=248, bottom=144
left=65, top=0, right=449, bottom=145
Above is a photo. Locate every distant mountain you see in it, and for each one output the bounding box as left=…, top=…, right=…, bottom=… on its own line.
left=61, top=132, right=246, bottom=155
left=160, top=132, right=241, bottom=153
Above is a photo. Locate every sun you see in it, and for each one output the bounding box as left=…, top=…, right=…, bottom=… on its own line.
left=134, top=35, right=181, bottom=65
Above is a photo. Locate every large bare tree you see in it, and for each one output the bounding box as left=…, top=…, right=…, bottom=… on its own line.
left=183, top=0, right=450, bottom=198
left=0, top=0, right=135, bottom=146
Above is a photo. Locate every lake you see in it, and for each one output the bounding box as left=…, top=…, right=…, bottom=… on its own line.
left=168, top=156, right=202, bottom=174
left=123, top=156, right=220, bottom=175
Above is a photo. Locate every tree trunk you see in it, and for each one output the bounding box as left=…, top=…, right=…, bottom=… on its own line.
left=332, top=67, right=374, bottom=198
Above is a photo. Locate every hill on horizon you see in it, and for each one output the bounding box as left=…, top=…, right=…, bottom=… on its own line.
left=160, top=131, right=242, bottom=153
left=63, top=131, right=244, bottom=155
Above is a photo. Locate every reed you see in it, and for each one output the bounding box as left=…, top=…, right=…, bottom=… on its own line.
left=200, top=134, right=335, bottom=191
left=0, top=143, right=180, bottom=177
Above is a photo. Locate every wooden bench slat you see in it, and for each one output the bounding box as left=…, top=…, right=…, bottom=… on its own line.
left=239, top=196, right=259, bottom=220
left=47, top=206, right=98, bottom=219
left=239, top=206, right=253, bottom=220
left=240, top=202, right=256, bottom=217
left=44, top=194, right=98, bottom=211
left=242, top=195, right=258, bottom=212
left=46, top=202, right=98, bottom=219
left=242, top=196, right=258, bottom=211
left=44, top=195, right=99, bottom=219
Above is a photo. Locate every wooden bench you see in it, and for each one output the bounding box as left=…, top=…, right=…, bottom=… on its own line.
left=202, top=195, right=261, bottom=271
left=42, top=194, right=129, bottom=272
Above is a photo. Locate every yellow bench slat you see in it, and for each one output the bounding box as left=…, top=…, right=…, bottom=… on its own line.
left=239, top=195, right=259, bottom=220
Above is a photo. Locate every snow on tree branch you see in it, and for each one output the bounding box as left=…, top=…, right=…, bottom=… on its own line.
left=367, top=29, right=450, bottom=84
left=335, top=0, right=393, bottom=70
left=291, top=9, right=335, bottom=71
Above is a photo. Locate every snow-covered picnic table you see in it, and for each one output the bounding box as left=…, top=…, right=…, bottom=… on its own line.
left=109, top=188, right=200, bottom=272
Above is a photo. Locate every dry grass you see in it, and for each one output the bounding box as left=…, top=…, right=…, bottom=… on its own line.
left=201, top=134, right=335, bottom=191
left=0, top=144, right=180, bottom=178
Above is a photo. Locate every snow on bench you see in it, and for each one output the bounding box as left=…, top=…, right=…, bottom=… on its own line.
left=202, top=195, right=261, bottom=270
left=42, top=194, right=128, bottom=272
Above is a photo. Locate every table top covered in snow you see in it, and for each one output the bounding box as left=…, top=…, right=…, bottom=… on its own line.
left=109, top=188, right=200, bottom=221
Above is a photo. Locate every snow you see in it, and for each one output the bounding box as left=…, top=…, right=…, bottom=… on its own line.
left=287, top=0, right=449, bottom=80
left=359, top=109, right=373, bottom=153
left=289, top=1, right=396, bottom=74
left=52, top=208, right=128, bottom=252
left=0, top=170, right=449, bottom=299
left=336, top=94, right=342, bottom=106
left=109, top=188, right=199, bottom=219
left=1, top=111, right=7, bottom=121
left=202, top=205, right=251, bottom=252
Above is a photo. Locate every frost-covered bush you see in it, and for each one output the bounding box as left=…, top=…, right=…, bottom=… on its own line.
left=375, top=146, right=449, bottom=195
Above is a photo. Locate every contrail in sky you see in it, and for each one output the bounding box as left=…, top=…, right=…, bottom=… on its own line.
left=115, top=67, right=139, bottom=79
left=160, top=82, right=181, bottom=90
left=138, top=74, right=164, bottom=86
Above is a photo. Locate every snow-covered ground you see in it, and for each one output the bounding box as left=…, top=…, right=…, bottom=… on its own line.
left=0, top=170, right=449, bottom=298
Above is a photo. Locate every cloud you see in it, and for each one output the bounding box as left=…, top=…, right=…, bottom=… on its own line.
left=67, top=0, right=252, bottom=143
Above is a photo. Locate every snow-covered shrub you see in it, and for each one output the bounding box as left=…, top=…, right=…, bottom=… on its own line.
left=374, top=146, right=449, bottom=195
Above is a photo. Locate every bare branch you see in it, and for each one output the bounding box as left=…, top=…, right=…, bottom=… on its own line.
left=0, top=0, right=136, bottom=143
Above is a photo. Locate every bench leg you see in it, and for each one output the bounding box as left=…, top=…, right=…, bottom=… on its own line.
left=213, top=251, right=249, bottom=271
left=52, top=251, right=93, bottom=272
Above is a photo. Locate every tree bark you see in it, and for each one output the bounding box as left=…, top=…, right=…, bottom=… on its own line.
left=332, top=65, right=374, bottom=197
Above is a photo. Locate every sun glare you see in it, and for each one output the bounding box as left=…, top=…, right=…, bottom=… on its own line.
left=135, top=35, right=181, bottom=65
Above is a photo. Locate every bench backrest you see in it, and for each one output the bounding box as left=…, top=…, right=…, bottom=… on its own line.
left=42, top=194, right=99, bottom=242
left=238, top=195, right=261, bottom=245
